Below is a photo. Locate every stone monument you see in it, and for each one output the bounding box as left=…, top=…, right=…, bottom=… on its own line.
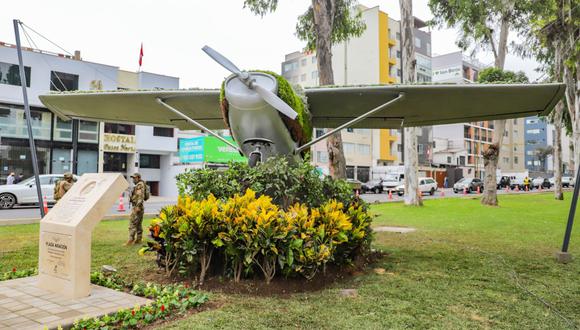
left=37, top=173, right=128, bottom=299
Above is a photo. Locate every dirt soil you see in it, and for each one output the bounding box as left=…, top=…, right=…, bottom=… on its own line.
left=142, top=251, right=384, bottom=296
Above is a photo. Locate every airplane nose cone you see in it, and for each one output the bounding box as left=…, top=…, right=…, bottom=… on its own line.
left=225, top=72, right=277, bottom=110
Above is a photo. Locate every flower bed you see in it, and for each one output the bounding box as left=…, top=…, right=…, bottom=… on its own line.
left=143, top=189, right=373, bottom=284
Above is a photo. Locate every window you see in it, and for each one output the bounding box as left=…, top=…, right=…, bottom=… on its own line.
left=513, top=130, right=519, bottom=138
left=459, top=156, right=466, bottom=165
left=396, top=32, right=401, bottom=40
left=104, top=123, right=135, bottom=135
left=103, top=152, right=127, bottom=172
left=397, top=69, right=401, bottom=77
left=527, top=150, right=535, bottom=155
left=315, top=128, right=324, bottom=138
left=283, top=63, right=293, bottom=73
left=504, top=130, right=509, bottom=137
left=357, top=144, right=370, bottom=155
left=343, top=143, right=355, bottom=153
left=53, top=117, right=72, bottom=141
left=50, top=71, right=79, bottom=91
left=447, top=156, right=452, bottom=163
left=513, top=119, right=518, bottom=124
left=426, top=42, right=431, bottom=56
left=527, top=160, right=532, bottom=165
left=346, top=128, right=354, bottom=133
left=301, top=59, right=307, bottom=66
left=300, top=74, right=306, bottom=82
left=0, top=62, right=31, bottom=87
left=0, top=106, right=51, bottom=140
left=153, top=127, right=174, bottom=137
left=527, top=129, right=540, bottom=134
left=418, top=144, right=424, bottom=153
left=316, top=151, right=328, bottom=163
left=514, top=156, right=519, bottom=164
left=414, top=37, right=421, bottom=48
left=526, top=118, right=539, bottom=124
left=79, top=120, right=98, bottom=143
left=503, top=157, right=509, bottom=164
left=139, top=154, right=161, bottom=169
left=396, top=50, right=401, bottom=58
left=311, top=71, right=318, bottom=79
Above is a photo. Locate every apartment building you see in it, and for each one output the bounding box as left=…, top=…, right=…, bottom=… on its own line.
left=281, top=5, right=433, bottom=178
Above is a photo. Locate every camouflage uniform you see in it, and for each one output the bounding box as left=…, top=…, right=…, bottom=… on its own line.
left=54, top=173, right=74, bottom=201
left=129, top=177, right=146, bottom=243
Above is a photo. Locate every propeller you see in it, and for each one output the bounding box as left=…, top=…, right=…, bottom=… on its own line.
left=202, top=45, right=298, bottom=120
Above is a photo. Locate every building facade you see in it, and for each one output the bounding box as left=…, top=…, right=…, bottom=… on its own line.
left=281, top=5, right=433, bottom=178
left=0, top=41, right=186, bottom=196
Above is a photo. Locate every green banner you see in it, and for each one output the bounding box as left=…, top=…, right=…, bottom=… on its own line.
left=203, top=136, right=246, bottom=164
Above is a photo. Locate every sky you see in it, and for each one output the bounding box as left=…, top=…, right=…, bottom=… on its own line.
left=1, top=0, right=542, bottom=88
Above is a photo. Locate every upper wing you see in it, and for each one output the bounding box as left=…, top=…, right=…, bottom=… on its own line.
left=39, top=90, right=226, bottom=130
left=305, top=83, right=565, bottom=128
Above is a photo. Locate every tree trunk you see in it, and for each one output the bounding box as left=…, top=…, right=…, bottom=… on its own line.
left=554, top=101, right=565, bottom=200
left=481, top=3, right=511, bottom=206
left=400, top=0, right=422, bottom=206
left=311, top=0, right=346, bottom=179
left=563, top=63, right=579, bottom=171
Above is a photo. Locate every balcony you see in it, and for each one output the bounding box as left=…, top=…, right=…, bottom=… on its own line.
left=388, top=57, right=396, bottom=66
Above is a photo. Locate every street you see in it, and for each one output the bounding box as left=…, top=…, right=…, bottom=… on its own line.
left=0, top=187, right=565, bottom=224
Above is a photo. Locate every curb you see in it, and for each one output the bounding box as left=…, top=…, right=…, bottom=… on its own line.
left=0, top=213, right=160, bottom=227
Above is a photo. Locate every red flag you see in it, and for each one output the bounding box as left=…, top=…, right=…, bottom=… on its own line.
left=139, top=43, right=144, bottom=68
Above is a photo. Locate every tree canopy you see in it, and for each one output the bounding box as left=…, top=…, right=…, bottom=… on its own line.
left=477, top=68, right=529, bottom=83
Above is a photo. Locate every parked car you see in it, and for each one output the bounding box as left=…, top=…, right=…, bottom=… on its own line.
left=395, top=177, right=438, bottom=196
left=346, top=179, right=363, bottom=194
left=0, top=174, right=78, bottom=209
left=362, top=179, right=384, bottom=194
left=453, top=177, right=484, bottom=194
left=382, top=176, right=402, bottom=192
left=562, top=176, right=573, bottom=188
left=532, top=177, right=551, bottom=189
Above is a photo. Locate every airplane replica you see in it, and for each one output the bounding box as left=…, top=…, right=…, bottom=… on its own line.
left=40, top=46, right=565, bottom=167
left=39, top=46, right=578, bottom=263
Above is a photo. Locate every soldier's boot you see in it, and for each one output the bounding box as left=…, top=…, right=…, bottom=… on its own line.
left=124, top=239, right=134, bottom=246
left=134, top=237, right=142, bottom=244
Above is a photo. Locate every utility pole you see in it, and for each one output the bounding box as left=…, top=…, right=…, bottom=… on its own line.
left=13, top=19, right=45, bottom=218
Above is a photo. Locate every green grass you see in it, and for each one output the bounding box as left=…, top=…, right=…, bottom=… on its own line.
left=1, top=193, right=579, bottom=329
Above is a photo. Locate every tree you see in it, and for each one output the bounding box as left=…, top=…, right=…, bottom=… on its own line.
left=399, top=0, right=422, bottom=206
left=534, top=146, right=554, bottom=172
left=477, top=68, right=528, bottom=205
left=429, top=0, right=531, bottom=206
left=244, top=0, right=365, bottom=179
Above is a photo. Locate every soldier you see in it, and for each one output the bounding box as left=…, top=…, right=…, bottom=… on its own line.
left=54, top=172, right=74, bottom=201
left=126, top=172, right=146, bottom=246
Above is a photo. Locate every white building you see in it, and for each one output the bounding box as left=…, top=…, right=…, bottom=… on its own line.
left=0, top=41, right=188, bottom=196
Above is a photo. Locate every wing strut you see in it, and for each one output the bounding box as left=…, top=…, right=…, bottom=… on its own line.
left=295, top=92, right=405, bottom=153
left=155, top=98, right=242, bottom=153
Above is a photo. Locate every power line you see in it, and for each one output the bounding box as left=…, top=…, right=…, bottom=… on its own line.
left=19, top=21, right=119, bottom=88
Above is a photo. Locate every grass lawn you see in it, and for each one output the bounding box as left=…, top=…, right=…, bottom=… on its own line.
left=1, top=193, right=579, bottom=329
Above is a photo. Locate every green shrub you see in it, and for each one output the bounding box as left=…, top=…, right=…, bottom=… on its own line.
left=176, top=157, right=355, bottom=210
left=144, top=189, right=373, bottom=284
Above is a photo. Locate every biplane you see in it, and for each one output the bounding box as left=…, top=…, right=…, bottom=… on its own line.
left=39, top=46, right=565, bottom=166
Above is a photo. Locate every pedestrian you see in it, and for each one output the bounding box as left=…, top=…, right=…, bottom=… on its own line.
left=444, top=176, right=448, bottom=189
left=6, top=172, right=15, bottom=185
left=126, top=172, right=147, bottom=246
left=13, top=173, right=22, bottom=184
left=54, top=172, right=75, bottom=201
left=523, top=176, right=531, bottom=191
left=17, top=173, right=24, bottom=183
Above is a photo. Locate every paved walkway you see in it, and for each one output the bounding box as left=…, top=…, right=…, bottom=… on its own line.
left=0, top=276, right=150, bottom=329
left=374, top=226, right=417, bottom=233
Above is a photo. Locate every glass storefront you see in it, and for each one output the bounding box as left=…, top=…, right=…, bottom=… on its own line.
left=0, top=144, right=50, bottom=184
left=103, top=152, right=128, bottom=173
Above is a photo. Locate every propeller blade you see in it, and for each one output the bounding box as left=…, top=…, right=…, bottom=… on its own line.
left=202, top=45, right=246, bottom=78
left=253, top=83, right=299, bottom=120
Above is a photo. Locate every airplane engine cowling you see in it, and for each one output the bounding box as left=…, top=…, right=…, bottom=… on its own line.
left=224, top=72, right=298, bottom=164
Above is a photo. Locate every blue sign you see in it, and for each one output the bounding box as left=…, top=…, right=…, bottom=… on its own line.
left=179, top=137, right=205, bottom=163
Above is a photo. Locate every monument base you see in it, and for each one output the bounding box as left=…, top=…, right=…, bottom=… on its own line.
left=554, top=251, right=572, bottom=264
left=0, top=276, right=150, bottom=330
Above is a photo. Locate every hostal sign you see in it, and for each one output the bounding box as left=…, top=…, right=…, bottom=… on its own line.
left=103, top=133, right=136, bottom=153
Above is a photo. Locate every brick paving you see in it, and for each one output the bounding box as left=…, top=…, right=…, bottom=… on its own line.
left=0, top=276, right=151, bottom=330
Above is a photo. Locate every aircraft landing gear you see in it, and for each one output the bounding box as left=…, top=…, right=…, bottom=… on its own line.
left=249, top=152, right=262, bottom=167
